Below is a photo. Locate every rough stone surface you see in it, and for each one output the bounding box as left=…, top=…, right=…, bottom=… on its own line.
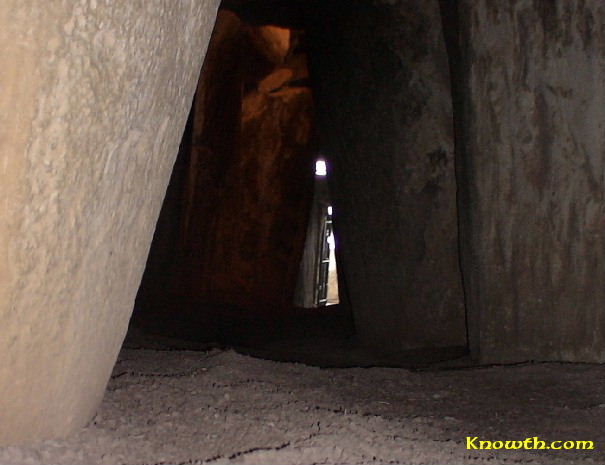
left=308, top=0, right=466, bottom=351
left=134, top=12, right=316, bottom=341
left=459, top=0, right=605, bottom=362
left=0, top=0, right=220, bottom=444
left=0, top=346, right=602, bottom=464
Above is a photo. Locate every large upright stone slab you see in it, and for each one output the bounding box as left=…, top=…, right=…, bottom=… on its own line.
left=459, top=0, right=605, bottom=362
left=133, top=12, right=316, bottom=342
left=0, top=0, right=219, bottom=444
left=308, top=0, right=466, bottom=352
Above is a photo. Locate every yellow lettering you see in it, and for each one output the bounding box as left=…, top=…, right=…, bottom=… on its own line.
left=532, top=437, right=546, bottom=449
left=505, top=440, right=523, bottom=449
left=575, top=441, right=594, bottom=450
left=463, top=436, right=593, bottom=451
left=523, top=437, right=533, bottom=449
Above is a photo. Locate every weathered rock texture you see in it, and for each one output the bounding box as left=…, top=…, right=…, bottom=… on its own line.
left=458, top=0, right=605, bottom=362
left=2, top=347, right=604, bottom=465
left=134, top=11, right=316, bottom=342
left=308, top=0, right=466, bottom=352
left=0, top=0, right=220, bottom=444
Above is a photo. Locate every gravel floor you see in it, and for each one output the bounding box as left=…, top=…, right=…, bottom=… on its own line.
left=0, top=348, right=603, bottom=465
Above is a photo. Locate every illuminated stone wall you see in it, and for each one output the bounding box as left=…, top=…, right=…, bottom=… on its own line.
left=0, top=0, right=220, bottom=444
left=133, top=11, right=316, bottom=342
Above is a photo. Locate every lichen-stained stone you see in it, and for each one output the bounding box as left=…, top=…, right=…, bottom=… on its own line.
left=459, top=0, right=605, bottom=362
left=0, top=0, right=220, bottom=444
left=308, top=0, right=466, bottom=352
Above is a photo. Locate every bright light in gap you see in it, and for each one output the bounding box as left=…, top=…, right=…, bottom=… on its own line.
left=315, top=159, right=327, bottom=176
left=327, top=206, right=333, bottom=216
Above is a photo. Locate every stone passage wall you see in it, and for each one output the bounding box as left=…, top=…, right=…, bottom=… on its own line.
left=308, top=0, right=466, bottom=352
left=133, top=11, right=316, bottom=342
left=459, top=0, right=605, bottom=362
left=0, top=0, right=220, bottom=444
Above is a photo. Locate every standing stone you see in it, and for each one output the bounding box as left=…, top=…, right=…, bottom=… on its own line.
left=308, top=0, right=466, bottom=352
left=134, top=12, right=316, bottom=341
left=0, top=0, right=220, bottom=444
left=459, top=0, right=605, bottom=362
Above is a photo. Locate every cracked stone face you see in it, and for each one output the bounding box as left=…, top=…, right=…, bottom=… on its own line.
left=0, top=0, right=220, bottom=445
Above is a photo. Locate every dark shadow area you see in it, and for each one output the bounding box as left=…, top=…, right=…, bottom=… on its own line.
left=128, top=0, right=471, bottom=368
left=128, top=3, right=360, bottom=366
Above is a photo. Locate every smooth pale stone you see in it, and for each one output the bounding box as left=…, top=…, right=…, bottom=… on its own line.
left=0, top=0, right=220, bottom=445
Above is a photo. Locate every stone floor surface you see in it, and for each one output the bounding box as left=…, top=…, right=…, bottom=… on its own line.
left=0, top=346, right=603, bottom=465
